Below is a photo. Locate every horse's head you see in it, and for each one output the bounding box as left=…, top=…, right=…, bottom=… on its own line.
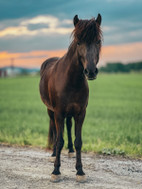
left=73, top=14, right=102, bottom=80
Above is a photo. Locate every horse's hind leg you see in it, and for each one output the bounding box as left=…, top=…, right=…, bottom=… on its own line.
left=66, top=116, right=75, bottom=158
left=47, top=109, right=56, bottom=162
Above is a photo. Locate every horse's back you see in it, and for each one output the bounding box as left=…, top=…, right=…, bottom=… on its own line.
left=40, top=57, right=59, bottom=76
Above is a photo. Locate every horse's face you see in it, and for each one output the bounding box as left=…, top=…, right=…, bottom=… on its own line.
left=73, top=14, right=102, bottom=80
left=77, top=41, right=101, bottom=80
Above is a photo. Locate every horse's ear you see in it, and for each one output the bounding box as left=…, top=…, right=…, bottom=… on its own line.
left=73, top=15, right=79, bottom=26
left=96, top=14, right=102, bottom=25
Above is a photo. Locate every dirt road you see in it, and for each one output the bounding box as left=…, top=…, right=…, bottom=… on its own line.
left=0, top=145, right=142, bottom=189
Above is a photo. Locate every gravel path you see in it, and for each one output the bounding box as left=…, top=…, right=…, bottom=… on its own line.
left=0, top=145, right=142, bottom=189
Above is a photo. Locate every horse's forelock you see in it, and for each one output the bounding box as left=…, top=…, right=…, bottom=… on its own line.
left=73, top=18, right=102, bottom=44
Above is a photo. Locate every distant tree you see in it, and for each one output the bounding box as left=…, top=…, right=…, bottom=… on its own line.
left=125, top=62, right=142, bottom=72
left=21, top=68, right=29, bottom=75
left=100, top=61, right=142, bottom=73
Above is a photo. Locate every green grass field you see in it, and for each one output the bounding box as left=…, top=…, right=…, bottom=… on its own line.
left=0, top=73, right=142, bottom=157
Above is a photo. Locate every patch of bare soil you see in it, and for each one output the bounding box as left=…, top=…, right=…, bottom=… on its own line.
left=0, top=145, right=142, bottom=189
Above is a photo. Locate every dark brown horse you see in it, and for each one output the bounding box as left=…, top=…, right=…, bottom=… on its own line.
left=39, top=14, right=102, bottom=182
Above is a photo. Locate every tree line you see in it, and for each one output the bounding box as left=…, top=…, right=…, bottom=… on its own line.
left=99, top=61, right=142, bottom=73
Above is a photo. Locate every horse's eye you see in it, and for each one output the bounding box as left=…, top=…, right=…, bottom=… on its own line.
left=77, top=42, right=80, bottom=46
left=97, top=40, right=101, bottom=44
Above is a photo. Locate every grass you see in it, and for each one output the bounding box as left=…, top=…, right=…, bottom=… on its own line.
left=0, top=73, right=142, bottom=157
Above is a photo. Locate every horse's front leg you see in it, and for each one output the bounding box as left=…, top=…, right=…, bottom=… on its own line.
left=66, top=116, right=75, bottom=158
left=74, top=110, right=86, bottom=182
left=51, top=113, right=64, bottom=182
left=47, top=109, right=56, bottom=162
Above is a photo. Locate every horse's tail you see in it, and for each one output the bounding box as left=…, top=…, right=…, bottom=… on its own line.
left=40, top=57, right=59, bottom=77
left=48, top=121, right=54, bottom=148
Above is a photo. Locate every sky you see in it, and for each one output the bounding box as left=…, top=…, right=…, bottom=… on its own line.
left=0, top=0, right=142, bottom=68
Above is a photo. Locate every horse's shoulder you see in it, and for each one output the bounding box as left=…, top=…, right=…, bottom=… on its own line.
left=40, top=57, right=59, bottom=76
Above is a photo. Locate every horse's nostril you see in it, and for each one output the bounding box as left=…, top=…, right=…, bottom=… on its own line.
left=84, top=68, right=98, bottom=79
left=95, top=68, right=98, bottom=74
left=84, top=69, right=89, bottom=75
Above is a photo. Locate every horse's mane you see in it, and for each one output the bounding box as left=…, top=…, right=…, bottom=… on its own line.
left=72, top=18, right=102, bottom=45
left=66, top=18, right=102, bottom=59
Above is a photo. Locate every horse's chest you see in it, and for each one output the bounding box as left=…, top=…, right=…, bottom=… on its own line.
left=66, top=103, right=82, bottom=116
left=64, top=89, right=89, bottom=115
left=66, top=85, right=89, bottom=103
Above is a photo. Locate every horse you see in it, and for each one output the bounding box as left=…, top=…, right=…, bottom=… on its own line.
left=39, top=14, right=102, bottom=182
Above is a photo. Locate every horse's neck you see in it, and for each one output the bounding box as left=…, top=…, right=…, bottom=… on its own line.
left=65, top=44, right=85, bottom=86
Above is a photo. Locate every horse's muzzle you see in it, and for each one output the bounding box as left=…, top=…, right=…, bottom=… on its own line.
left=84, top=68, right=98, bottom=80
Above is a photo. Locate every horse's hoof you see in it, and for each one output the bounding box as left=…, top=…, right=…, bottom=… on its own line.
left=50, top=174, right=61, bottom=182
left=68, top=152, right=76, bottom=158
left=48, top=156, right=56, bottom=163
left=76, top=175, right=86, bottom=183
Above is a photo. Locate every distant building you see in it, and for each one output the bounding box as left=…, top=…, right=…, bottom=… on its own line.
left=0, top=69, right=7, bottom=77
left=0, top=66, right=40, bottom=77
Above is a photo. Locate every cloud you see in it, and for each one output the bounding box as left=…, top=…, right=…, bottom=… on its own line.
left=0, top=15, right=73, bottom=37
left=0, top=26, right=38, bottom=37
left=0, top=34, right=70, bottom=52
left=21, top=15, right=59, bottom=28
left=27, top=23, right=50, bottom=31
left=0, top=13, right=142, bottom=53
left=102, top=18, right=142, bottom=45
left=0, top=0, right=142, bottom=53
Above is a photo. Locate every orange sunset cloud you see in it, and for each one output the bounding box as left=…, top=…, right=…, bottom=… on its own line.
left=101, top=42, right=142, bottom=66
left=0, top=42, right=142, bottom=68
left=0, top=50, right=66, bottom=68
